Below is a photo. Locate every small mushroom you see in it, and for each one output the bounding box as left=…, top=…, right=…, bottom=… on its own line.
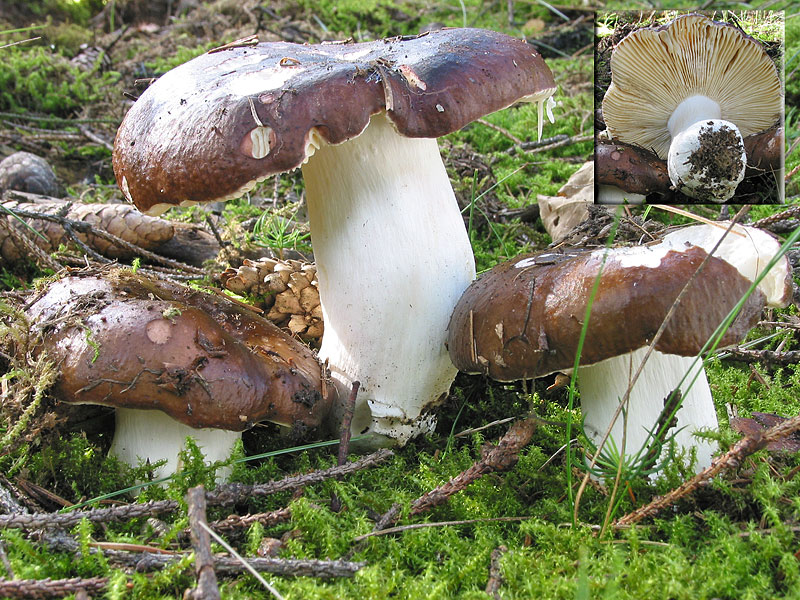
left=447, top=223, right=791, bottom=473
left=113, top=29, right=557, bottom=445
left=26, top=269, right=329, bottom=478
left=602, top=14, right=782, bottom=202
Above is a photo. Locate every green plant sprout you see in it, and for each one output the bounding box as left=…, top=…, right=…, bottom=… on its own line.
left=252, top=203, right=312, bottom=259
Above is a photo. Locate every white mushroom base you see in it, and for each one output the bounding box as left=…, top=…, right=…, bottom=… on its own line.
left=110, top=408, right=240, bottom=480
left=578, top=347, right=718, bottom=475
left=303, top=112, right=476, bottom=445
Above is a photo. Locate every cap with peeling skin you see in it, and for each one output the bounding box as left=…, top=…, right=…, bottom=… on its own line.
left=27, top=269, right=329, bottom=431
left=602, top=14, right=782, bottom=160
left=113, top=28, right=557, bottom=215
left=447, top=241, right=773, bottom=382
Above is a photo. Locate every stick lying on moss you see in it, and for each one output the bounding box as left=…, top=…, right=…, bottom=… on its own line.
left=615, top=414, right=800, bottom=527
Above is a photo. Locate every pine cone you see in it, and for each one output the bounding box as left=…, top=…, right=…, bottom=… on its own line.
left=221, top=258, right=323, bottom=341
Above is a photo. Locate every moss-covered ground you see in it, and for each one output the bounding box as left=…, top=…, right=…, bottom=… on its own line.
left=0, top=0, right=799, bottom=598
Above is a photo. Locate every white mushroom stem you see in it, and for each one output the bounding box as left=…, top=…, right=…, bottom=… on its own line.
left=596, top=184, right=646, bottom=205
left=302, top=112, right=476, bottom=444
left=666, top=95, right=746, bottom=202
left=110, top=408, right=240, bottom=480
left=578, top=222, right=789, bottom=475
left=578, top=348, right=717, bottom=473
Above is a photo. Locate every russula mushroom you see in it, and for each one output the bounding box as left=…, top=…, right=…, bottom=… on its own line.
left=447, top=223, right=792, bottom=473
left=596, top=130, right=784, bottom=203
left=112, top=29, right=556, bottom=444
left=26, top=269, right=328, bottom=478
left=602, top=14, right=782, bottom=203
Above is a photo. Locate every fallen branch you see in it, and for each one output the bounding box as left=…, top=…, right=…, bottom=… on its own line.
left=354, top=516, right=530, bottom=542
left=42, top=530, right=366, bottom=579
left=203, top=507, right=292, bottom=536
left=0, top=577, right=108, bottom=599
left=0, top=500, right=179, bottom=531
left=485, top=545, right=508, bottom=600
left=206, top=449, right=393, bottom=507
left=615, top=415, right=800, bottom=527
left=185, top=485, right=220, bottom=600
left=408, top=417, right=538, bottom=517
left=337, top=381, right=360, bottom=466
left=751, top=205, right=800, bottom=231
left=720, top=347, right=800, bottom=366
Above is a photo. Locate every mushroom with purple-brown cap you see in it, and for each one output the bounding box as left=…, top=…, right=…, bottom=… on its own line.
left=112, top=29, right=557, bottom=445
left=447, top=223, right=792, bottom=473
left=602, top=14, right=782, bottom=203
left=26, top=269, right=329, bottom=478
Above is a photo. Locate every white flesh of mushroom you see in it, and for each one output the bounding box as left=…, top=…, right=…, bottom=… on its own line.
left=302, top=112, right=476, bottom=444
left=576, top=223, right=788, bottom=474
left=579, top=348, right=716, bottom=472
left=110, top=408, right=240, bottom=479
left=666, top=96, right=746, bottom=202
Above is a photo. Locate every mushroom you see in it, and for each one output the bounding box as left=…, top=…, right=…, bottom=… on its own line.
left=112, top=29, right=557, bottom=444
left=26, top=269, right=329, bottom=478
left=447, top=223, right=792, bottom=473
left=602, top=14, right=782, bottom=203
left=596, top=130, right=784, bottom=203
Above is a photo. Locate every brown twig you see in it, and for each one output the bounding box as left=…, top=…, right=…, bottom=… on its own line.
left=206, top=449, right=393, bottom=507
left=45, top=528, right=365, bottom=577
left=752, top=206, right=800, bottom=230
left=338, top=381, right=360, bottom=466
left=184, top=485, right=220, bottom=600
left=520, top=134, right=592, bottom=153
left=0, top=217, right=62, bottom=272
left=0, top=577, right=108, bottom=599
left=485, top=545, right=508, bottom=600
left=354, top=516, right=530, bottom=542
left=204, top=507, right=292, bottom=536
left=720, top=347, right=800, bottom=366
left=476, top=118, right=524, bottom=146
left=0, top=500, right=179, bottom=531
left=408, top=417, right=538, bottom=516
left=615, top=415, right=800, bottom=527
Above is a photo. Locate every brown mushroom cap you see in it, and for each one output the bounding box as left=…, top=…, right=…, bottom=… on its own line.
left=602, top=14, right=782, bottom=159
left=27, top=269, right=328, bottom=431
left=113, top=28, right=556, bottom=214
left=447, top=244, right=766, bottom=382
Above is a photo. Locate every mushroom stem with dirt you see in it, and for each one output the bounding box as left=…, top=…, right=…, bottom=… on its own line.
left=113, top=29, right=557, bottom=445
left=447, top=223, right=792, bottom=474
left=602, top=14, right=783, bottom=203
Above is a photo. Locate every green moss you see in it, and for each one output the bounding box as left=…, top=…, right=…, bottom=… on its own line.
left=0, top=45, right=119, bottom=118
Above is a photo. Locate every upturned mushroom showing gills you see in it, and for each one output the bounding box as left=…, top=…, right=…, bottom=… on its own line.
left=113, top=29, right=557, bottom=445
left=26, top=269, right=329, bottom=478
left=447, top=223, right=792, bottom=474
left=602, top=14, right=782, bottom=203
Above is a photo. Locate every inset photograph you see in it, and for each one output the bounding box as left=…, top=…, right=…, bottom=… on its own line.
left=595, top=11, right=784, bottom=204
